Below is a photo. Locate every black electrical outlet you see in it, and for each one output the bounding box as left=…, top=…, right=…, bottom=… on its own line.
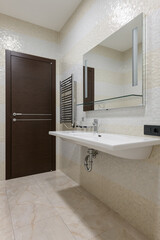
left=144, top=125, right=160, bottom=136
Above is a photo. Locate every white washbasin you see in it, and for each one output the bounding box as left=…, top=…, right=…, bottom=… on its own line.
left=49, top=131, right=160, bottom=160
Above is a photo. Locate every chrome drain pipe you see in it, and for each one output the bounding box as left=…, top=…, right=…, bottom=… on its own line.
left=84, top=149, right=98, bottom=172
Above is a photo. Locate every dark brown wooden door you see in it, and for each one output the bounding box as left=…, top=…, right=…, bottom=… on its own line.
left=6, top=50, right=56, bottom=179
left=83, top=66, right=94, bottom=111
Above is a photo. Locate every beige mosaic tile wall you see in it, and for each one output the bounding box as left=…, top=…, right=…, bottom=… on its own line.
left=0, top=13, right=60, bottom=180
left=58, top=0, right=160, bottom=239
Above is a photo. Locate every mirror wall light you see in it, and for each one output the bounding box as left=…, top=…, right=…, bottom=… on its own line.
left=83, top=13, right=146, bottom=111
left=132, top=27, right=138, bottom=86
left=85, top=59, right=88, bottom=98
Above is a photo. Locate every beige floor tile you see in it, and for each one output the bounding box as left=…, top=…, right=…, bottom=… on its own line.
left=14, top=216, right=75, bottom=240
left=36, top=173, right=78, bottom=194
left=33, top=170, right=65, bottom=182
left=6, top=175, right=34, bottom=189
left=75, top=186, right=101, bottom=201
left=0, top=208, right=14, bottom=235
left=0, top=184, right=6, bottom=199
left=0, top=180, right=6, bottom=188
left=6, top=176, right=59, bottom=229
left=0, top=230, right=15, bottom=240
left=75, top=194, right=109, bottom=220
left=47, top=189, right=85, bottom=226
left=10, top=196, right=58, bottom=229
left=90, top=226, right=146, bottom=240
left=7, top=183, right=44, bottom=207
left=47, top=187, right=87, bottom=211
left=0, top=189, right=13, bottom=235
left=0, top=170, right=147, bottom=240
left=55, top=206, right=81, bottom=226
left=67, top=219, right=112, bottom=240
left=66, top=210, right=112, bottom=240
left=109, top=211, right=148, bottom=240
left=67, top=221, right=100, bottom=240
left=51, top=187, right=112, bottom=240
left=89, top=209, right=148, bottom=240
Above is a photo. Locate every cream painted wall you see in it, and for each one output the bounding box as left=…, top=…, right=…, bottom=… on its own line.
left=58, top=0, right=160, bottom=239
left=0, top=13, right=60, bottom=180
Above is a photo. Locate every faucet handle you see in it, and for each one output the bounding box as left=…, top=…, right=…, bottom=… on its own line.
left=93, top=119, right=98, bottom=133
left=93, top=119, right=98, bottom=125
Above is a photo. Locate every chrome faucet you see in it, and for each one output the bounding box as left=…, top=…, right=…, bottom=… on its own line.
left=93, top=119, right=98, bottom=133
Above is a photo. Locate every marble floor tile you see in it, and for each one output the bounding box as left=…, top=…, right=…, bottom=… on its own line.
left=46, top=186, right=113, bottom=239
left=14, top=216, right=75, bottom=240
left=9, top=195, right=58, bottom=229
left=0, top=208, right=14, bottom=235
left=67, top=221, right=103, bottom=240
left=0, top=170, right=147, bottom=240
left=6, top=175, right=59, bottom=229
left=33, top=169, right=65, bottom=182
left=0, top=188, right=13, bottom=235
left=47, top=189, right=85, bottom=226
left=0, top=180, right=6, bottom=188
left=47, top=187, right=87, bottom=211
left=65, top=207, right=112, bottom=240
left=0, top=184, right=6, bottom=199
left=67, top=217, right=111, bottom=240
left=7, top=183, right=44, bottom=207
left=36, top=174, right=78, bottom=194
left=90, top=225, right=146, bottom=240
left=6, top=175, right=34, bottom=189
left=76, top=196, right=109, bottom=219
left=98, top=209, right=148, bottom=240
left=0, top=230, right=15, bottom=240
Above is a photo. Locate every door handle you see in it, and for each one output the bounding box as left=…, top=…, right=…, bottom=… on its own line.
left=12, top=118, right=52, bottom=122
left=13, top=112, right=22, bottom=116
left=12, top=113, right=52, bottom=116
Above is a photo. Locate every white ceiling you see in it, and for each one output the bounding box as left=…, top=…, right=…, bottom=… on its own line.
left=0, top=0, right=82, bottom=31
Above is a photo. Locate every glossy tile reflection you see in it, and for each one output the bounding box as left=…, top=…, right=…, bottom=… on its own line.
left=0, top=170, right=147, bottom=240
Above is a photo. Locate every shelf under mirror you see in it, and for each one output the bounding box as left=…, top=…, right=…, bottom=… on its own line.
left=77, top=94, right=143, bottom=108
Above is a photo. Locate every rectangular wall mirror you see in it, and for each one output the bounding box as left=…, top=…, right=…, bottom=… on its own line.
left=83, top=13, right=145, bottom=111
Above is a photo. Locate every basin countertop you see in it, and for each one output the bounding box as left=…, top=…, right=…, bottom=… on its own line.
left=49, top=130, right=160, bottom=151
